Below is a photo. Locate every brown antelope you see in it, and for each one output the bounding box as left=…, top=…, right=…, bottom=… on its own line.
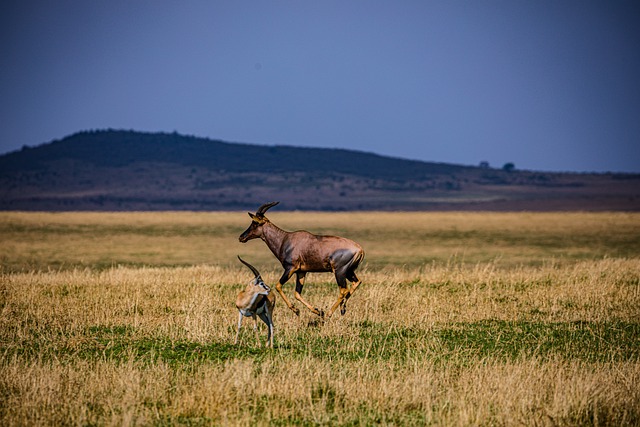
left=239, top=202, right=364, bottom=319
left=235, top=256, right=276, bottom=347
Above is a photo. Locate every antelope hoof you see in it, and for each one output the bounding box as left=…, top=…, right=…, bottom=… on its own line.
left=340, top=305, right=347, bottom=316
left=291, top=306, right=300, bottom=316
left=315, top=308, right=325, bottom=318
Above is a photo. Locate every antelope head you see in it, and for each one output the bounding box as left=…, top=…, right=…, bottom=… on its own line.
left=237, top=255, right=270, bottom=294
left=239, top=201, right=279, bottom=243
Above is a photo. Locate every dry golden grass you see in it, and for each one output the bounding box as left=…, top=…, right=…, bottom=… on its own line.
left=1, top=211, right=638, bottom=271
left=1, top=212, right=639, bottom=425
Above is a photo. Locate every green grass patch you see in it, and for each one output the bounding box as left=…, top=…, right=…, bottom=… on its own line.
left=433, top=320, right=640, bottom=363
left=4, top=320, right=637, bottom=367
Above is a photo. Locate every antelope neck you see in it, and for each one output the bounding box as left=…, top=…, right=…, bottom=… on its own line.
left=261, top=222, right=288, bottom=258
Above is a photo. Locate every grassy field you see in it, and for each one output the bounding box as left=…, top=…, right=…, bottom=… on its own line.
left=1, top=211, right=639, bottom=426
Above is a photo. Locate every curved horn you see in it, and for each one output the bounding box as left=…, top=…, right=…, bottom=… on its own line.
left=255, top=201, right=279, bottom=216
left=237, top=255, right=261, bottom=278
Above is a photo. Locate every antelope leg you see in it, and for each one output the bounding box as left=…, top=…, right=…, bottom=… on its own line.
left=234, top=311, right=243, bottom=345
left=341, top=269, right=362, bottom=313
left=252, top=315, right=261, bottom=346
left=327, top=286, right=350, bottom=319
left=341, top=279, right=362, bottom=315
left=293, top=273, right=324, bottom=317
left=258, top=310, right=273, bottom=348
left=276, top=269, right=300, bottom=316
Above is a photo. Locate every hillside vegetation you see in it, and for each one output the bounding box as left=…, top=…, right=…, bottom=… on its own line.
left=1, top=130, right=638, bottom=210
left=1, top=212, right=639, bottom=425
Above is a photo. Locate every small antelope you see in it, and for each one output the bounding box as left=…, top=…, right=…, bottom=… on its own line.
left=235, top=256, right=276, bottom=347
left=239, top=201, right=364, bottom=319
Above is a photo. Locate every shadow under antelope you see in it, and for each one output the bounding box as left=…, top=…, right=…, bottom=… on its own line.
left=239, top=202, right=364, bottom=319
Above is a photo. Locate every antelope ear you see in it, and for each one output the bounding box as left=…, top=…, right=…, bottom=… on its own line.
left=249, top=212, right=266, bottom=224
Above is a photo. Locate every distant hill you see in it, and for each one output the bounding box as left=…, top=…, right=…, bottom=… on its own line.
left=0, top=130, right=638, bottom=211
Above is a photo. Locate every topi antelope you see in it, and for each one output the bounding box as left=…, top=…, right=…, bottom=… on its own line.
left=239, top=202, right=364, bottom=319
left=235, top=256, right=276, bottom=347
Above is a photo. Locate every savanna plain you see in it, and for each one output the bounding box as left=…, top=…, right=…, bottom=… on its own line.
left=1, top=211, right=639, bottom=426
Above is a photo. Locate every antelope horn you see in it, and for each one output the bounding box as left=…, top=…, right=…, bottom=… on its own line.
left=255, top=201, right=279, bottom=216
left=237, top=256, right=261, bottom=279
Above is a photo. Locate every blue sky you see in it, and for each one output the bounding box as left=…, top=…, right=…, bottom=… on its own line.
left=1, top=1, right=639, bottom=172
